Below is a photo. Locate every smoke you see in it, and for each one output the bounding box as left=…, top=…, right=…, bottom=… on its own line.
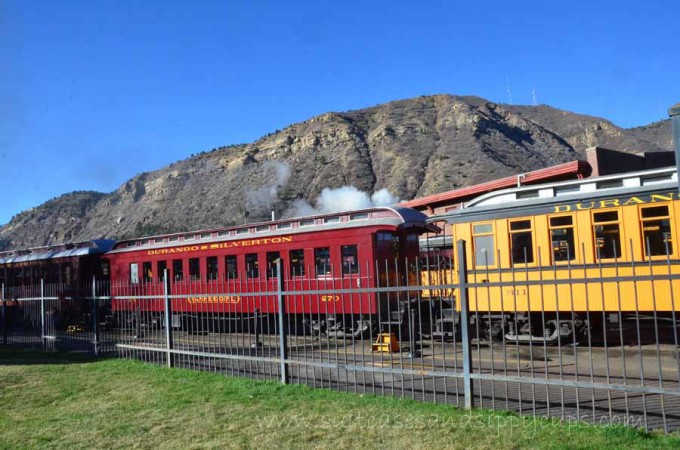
left=243, top=159, right=399, bottom=221
left=246, top=161, right=291, bottom=216
left=370, top=189, right=399, bottom=206
left=286, top=186, right=400, bottom=217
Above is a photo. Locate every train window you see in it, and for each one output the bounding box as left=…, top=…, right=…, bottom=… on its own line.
left=237, top=229, right=249, bottom=235
left=643, top=175, right=674, bottom=185
left=207, top=256, right=219, bottom=281
left=472, top=223, right=495, bottom=267
left=341, top=245, right=359, bottom=275
left=642, top=205, right=671, bottom=219
left=47, top=264, right=60, bottom=283
left=225, top=255, right=237, bottom=280
left=100, top=260, right=110, bottom=278
left=246, top=253, right=259, bottom=278
left=641, top=205, right=673, bottom=257
left=509, top=219, right=534, bottom=265
left=596, top=179, right=623, bottom=190
left=350, top=213, right=369, bottom=221
left=60, top=263, right=72, bottom=285
left=142, top=262, right=153, bottom=282
left=267, top=252, right=280, bottom=279
left=375, top=232, right=400, bottom=263
left=173, top=259, right=184, bottom=281
left=257, top=225, right=270, bottom=232
left=554, top=185, right=580, bottom=196
left=550, top=216, right=572, bottom=227
left=277, top=222, right=292, bottom=229
left=593, top=211, right=621, bottom=260
left=189, top=258, right=200, bottom=281
left=315, top=248, right=331, bottom=276
left=130, top=263, right=139, bottom=284
left=300, top=219, right=315, bottom=227
left=289, top=249, right=305, bottom=276
left=549, top=215, right=575, bottom=262
left=420, top=247, right=453, bottom=270
left=324, top=217, right=340, bottom=224
left=516, top=190, right=539, bottom=199
left=218, top=230, right=230, bottom=237
left=473, top=223, right=492, bottom=234
left=201, top=233, right=211, bottom=239
left=157, top=261, right=167, bottom=281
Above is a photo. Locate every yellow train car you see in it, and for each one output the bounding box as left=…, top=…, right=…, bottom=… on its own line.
left=429, top=167, right=680, bottom=344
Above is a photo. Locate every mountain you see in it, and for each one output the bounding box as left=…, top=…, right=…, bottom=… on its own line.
left=0, top=191, right=106, bottom=250
left=0, top=94, right=673, bottom=251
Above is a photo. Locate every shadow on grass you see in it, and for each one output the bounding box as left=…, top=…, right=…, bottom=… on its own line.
left=0, top=347, right=100, bottom=366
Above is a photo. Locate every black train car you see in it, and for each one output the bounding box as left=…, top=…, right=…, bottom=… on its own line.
left=0, top=239, right=115, bottom=331
left=0, top=239, right=114, bottom=290
left=0, top=239, right=114, bottom=312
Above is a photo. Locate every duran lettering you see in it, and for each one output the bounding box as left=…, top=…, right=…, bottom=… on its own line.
left=553, top=193, right=675, bottom=214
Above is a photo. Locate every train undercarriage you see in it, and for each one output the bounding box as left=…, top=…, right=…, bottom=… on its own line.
left=115, top=298, right=427, bottom=340
left=431, top=305, right=680, bottom=346
left=114, top=298, right=680, bottom=346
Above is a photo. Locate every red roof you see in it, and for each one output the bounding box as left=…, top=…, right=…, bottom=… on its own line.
left=401, top=160, right=592, bottom=209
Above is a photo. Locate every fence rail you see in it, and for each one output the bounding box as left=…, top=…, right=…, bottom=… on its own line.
left=2, top=241, right=680, bottom=433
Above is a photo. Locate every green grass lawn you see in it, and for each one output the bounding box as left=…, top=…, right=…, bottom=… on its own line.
left=1, top=349, right=679, bottom=449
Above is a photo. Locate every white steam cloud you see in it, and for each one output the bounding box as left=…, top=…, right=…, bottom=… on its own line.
left=243, top=159, right=400, bottom=221
left=246, top=161, right=291, bottom=217
left=287, top=186, right=400, bottom=217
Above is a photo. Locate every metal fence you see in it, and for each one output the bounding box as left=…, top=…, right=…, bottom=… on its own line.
left=2, top=241, right=680, bottom=433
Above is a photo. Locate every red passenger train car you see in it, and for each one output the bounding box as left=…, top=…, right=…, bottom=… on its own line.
left=106, top=207, right=435, bottom=336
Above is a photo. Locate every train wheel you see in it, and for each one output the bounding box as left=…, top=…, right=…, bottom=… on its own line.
left=323, top=316, right=373, bottom=339
left=303, top=318, right=326, bottom=336
left=481, top=320, right=505, bottom=343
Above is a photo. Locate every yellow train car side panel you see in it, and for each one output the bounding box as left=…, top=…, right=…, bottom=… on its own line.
left=460, top=265, right=680, bottom=313
left=445, top=197, right=680, bottom=314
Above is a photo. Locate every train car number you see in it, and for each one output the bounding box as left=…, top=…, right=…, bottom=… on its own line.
left=504, top=288, right=527, bottom=297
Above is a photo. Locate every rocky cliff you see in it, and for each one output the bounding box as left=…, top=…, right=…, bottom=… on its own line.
left=0, top=94, right=673, bottom=250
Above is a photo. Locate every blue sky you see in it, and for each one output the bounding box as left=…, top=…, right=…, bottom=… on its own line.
left=1, top=0, right=678, bottom=226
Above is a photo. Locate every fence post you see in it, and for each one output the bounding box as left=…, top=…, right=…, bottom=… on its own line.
left=163, top=269, right=174, bottom=368
left=92, top=276, right=100, bottom=356
left=408, top=306, right=419, bottom=358
left=457, top=240, right=474, bottom=410
left=1, top=283, right=6, bottom=346
left=277, top=259, right=288, bottom=384
left=40, top=279, right=46, bottom=350
left=252, top=308, right=261, bottom=349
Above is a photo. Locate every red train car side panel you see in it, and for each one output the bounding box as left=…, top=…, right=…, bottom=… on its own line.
left=107, top=207, right=431, bottom=317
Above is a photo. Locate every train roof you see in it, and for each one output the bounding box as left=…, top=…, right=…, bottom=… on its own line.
left=109, top=206, right=438, bottom=254
left=401, top=160, right=591, bottom=210
left=0, top=239, right=116, bottom=264
left=431, top=166, right=679, bottom=224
